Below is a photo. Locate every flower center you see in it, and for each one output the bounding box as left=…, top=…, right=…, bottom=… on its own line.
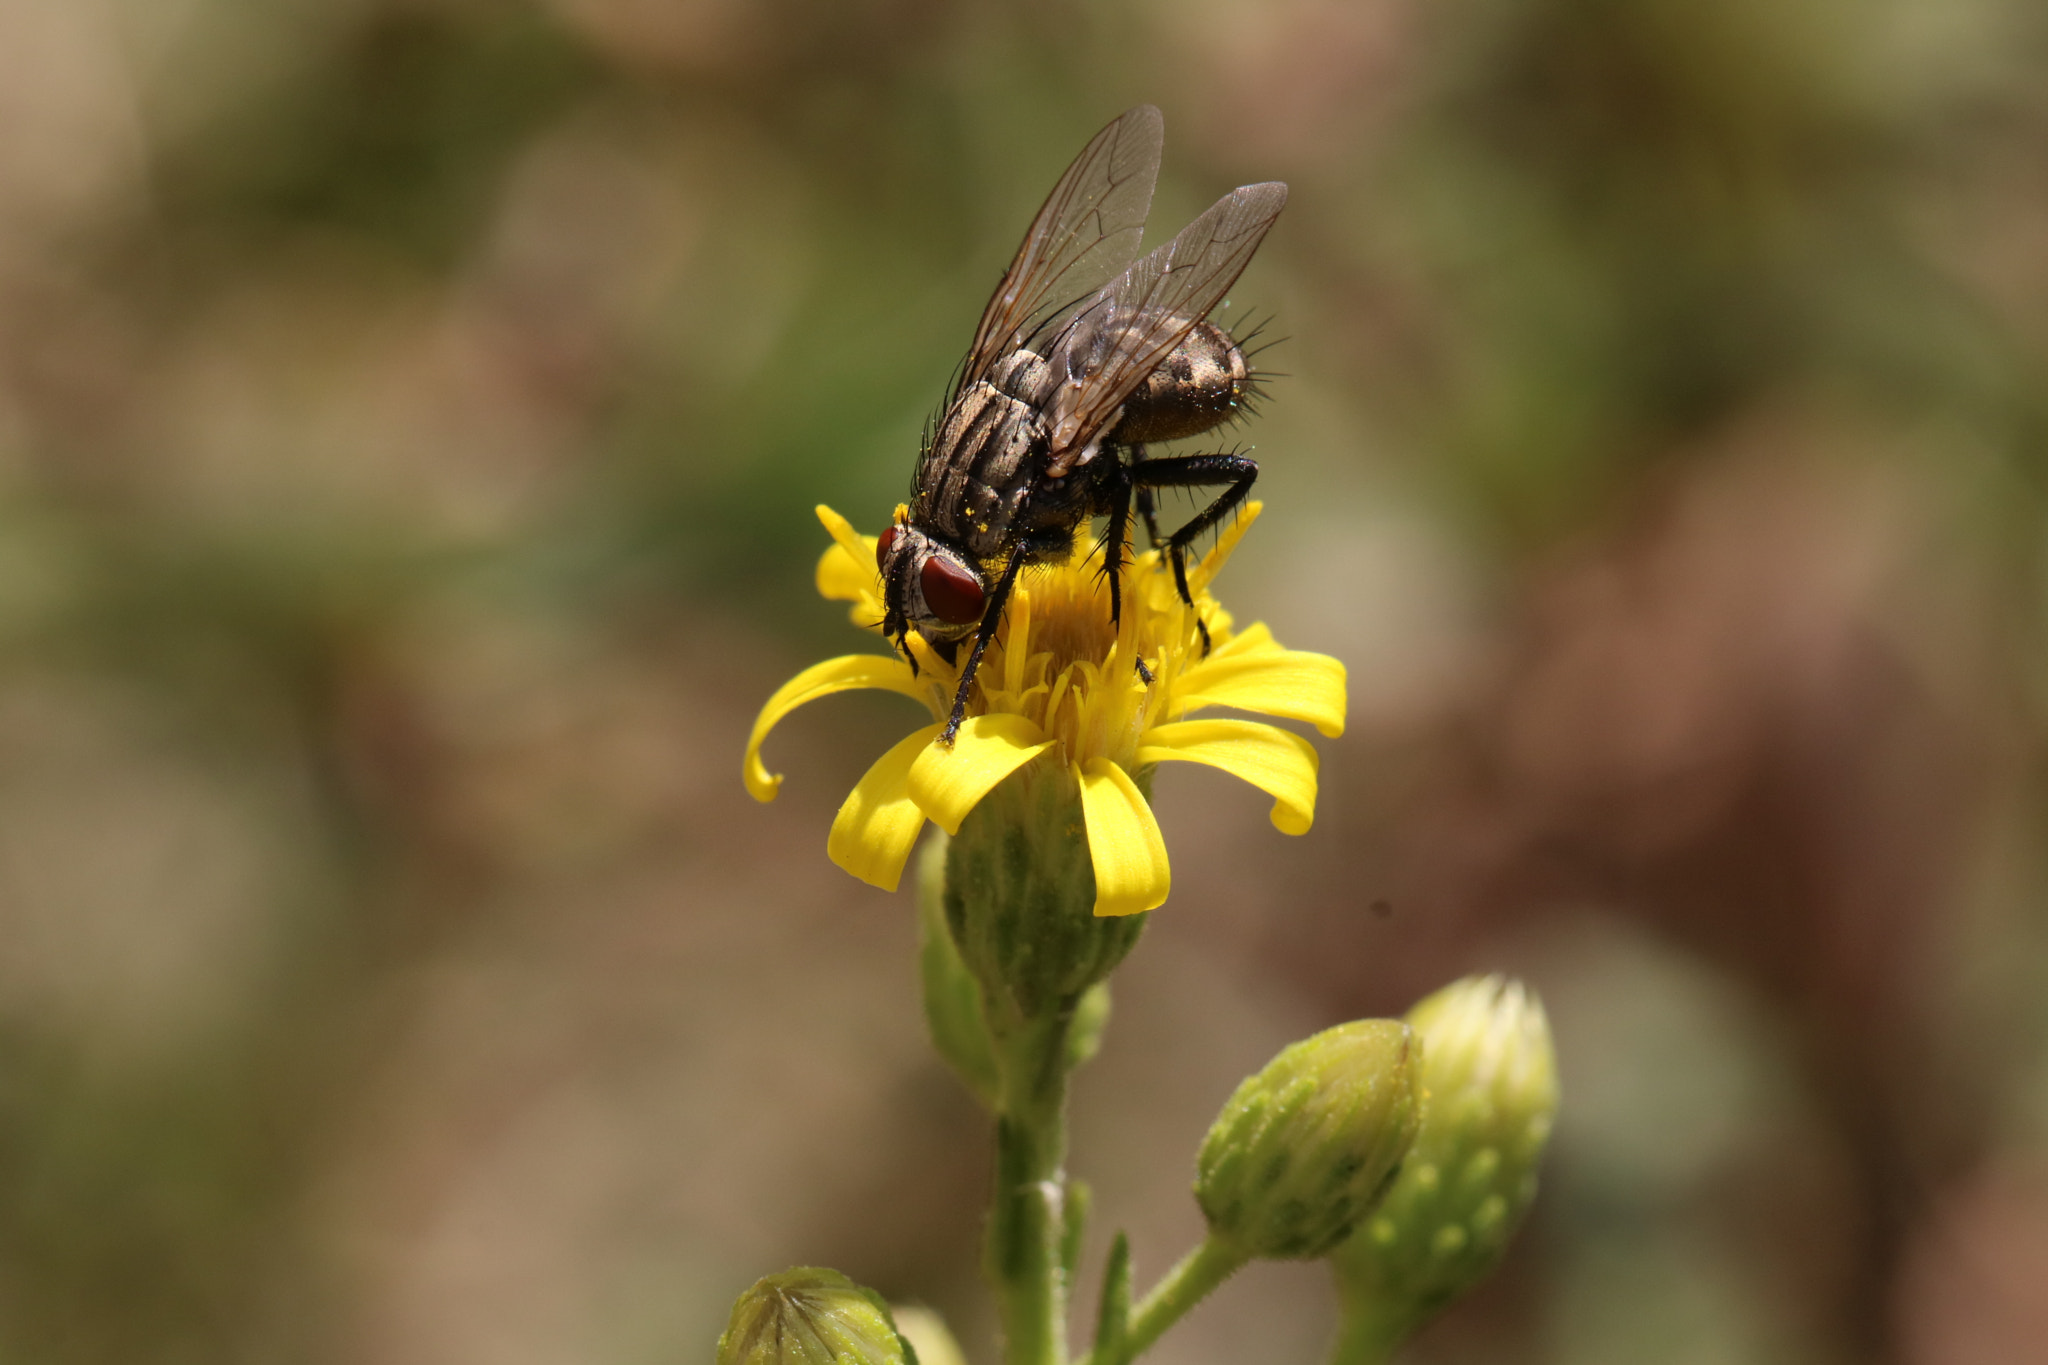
left=1017, top=566, right=1121, bottom=678
left=946, top=542, right=1202, bottom=771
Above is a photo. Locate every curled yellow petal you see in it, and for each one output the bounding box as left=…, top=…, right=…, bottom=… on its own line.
left=744, top=654, right=924, bottom=802
left=1178, top=645, right=1347, bottom=738
left=1078, top=758, right=1170, bottom=917
left=908, top=713, right=1052, bottom=835
left=828, top=724, right=942, bottom=891
left=1140, top=719, right=1321, bottom=836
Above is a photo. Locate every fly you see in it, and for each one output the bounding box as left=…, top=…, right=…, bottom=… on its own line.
left=875, top=106, right=1287, bottom=743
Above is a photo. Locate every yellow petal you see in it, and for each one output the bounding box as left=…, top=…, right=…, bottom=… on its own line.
left=816, top=503, right=875, bottom=568
left=744, top=654, right=925, bottom=802
left=828, top=724, right=942, bottom=891
left=814, top=504, right=882, bottom=606
left=908, top=713, right=1052, bottom=835
left=1209, top=620, right=1278, bottom=658
left=1190, top=500, right=1264, bottom=590
left=1140, top=719, right=1321, bottom=836
left=1078, top=758, right=1170, bottom=917
left=816, top=542, right=877, bottom=604
left=1178, top=646, right=1347, bottom=738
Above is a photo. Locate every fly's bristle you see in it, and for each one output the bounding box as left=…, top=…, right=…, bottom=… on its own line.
left=1228, top=374, right=1277, bottom=428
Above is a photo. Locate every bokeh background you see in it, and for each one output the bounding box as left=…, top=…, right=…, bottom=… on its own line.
left=3, top=0, right=2047, bottom=1362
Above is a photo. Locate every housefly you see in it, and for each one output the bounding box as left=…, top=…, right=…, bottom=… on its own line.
left=876, top=105, right=1286, bottom=742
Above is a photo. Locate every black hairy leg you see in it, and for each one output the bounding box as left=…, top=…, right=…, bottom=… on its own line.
left=1129, top=451, right=1259, bottom=654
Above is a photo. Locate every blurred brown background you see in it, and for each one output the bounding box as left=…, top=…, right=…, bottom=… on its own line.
left=2, top=0, right=2046, bottom=1362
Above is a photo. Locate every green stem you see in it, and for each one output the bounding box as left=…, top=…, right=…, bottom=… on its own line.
left=1082, top=1235, right=1247, bottom=1365
left=990, top=1013, right=1075, bottom=1365
left=1325, top=1296, right=1409, bottom=1365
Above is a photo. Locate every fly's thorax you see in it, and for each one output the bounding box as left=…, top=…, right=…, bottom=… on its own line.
left=925, top=366, right=1051, bottom=556
left=876, top=522, right=987, bottom=643
left=1016, top=448, right=1109, bottom=542
left=1112, top=318, right=1251, bottom=445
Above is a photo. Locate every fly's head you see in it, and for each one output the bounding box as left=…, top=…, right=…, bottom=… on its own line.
left=876, top=519, right=988, bottom=658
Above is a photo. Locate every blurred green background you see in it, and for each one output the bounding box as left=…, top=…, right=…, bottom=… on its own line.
left=2, top=0, right=2046, bottom=1362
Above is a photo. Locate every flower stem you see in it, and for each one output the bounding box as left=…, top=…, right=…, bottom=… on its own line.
left=990, top=1013, right=1076, bottom=1365
left=1324, top=1296, right=1408, bottom=1365
left=1082, top=1235, right=1247, bottom=1365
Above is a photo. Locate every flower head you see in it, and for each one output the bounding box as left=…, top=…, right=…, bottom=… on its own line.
left=1196, top=1019, right=1422, bottom=1260
left=1331, top=976, right=1559, bottom=1344
left=717, top=1267, right=911, bottom=1365
left=744, top=503, right=1345, bottom=916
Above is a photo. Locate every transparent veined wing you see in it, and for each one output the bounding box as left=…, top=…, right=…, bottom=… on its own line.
left=1038, top=181, right=1288, bottom=469
left=958, top=106, right=1163, bottom=394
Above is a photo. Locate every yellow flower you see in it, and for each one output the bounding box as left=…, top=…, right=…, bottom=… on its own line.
left=744, top=503, right=1345, bottom=916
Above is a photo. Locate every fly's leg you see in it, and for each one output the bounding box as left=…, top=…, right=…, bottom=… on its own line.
left=1129, top=452, right=1259, bottom=655
left=1131, top=446, right=1167, bottom=548
left=941, top=553, right=1025, bottom=745
left=1137, top=484, right=1165, bottom=549
left=1098, top=455, right=1134, bottom=630
left=940, top=525, right=1069, bottom=745
left=1096, top=455, right=1157, bottom=685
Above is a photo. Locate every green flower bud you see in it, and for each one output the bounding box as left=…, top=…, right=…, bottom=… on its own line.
left=1196, top=1020, right=1421, bottom=1260
left=888, top=1305, right=963, bottom=1365
left=919, top=829, right=1113, bottom=1112
left=1332, top=976, right=1559, bottom=1346
left=945, top=762, right=1145, bottom=1025
left=716, top=1268, right=914, bottom=1365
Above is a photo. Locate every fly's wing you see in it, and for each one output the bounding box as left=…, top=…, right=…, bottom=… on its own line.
left=957, top=106, right=1163, bottom=395
left=1039, top=181, right=1288, bottom=469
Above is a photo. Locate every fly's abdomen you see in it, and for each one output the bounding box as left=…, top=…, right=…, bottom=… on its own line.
left=1111, top=319, right=1250, bottom=445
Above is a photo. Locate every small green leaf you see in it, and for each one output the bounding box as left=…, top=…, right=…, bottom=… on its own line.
left=1067, top=980, right=1112, bottom=1070
left=1062, top=1178, right=1093, bottom=1286
left=1092, top=1232, right=1132, bottom=1365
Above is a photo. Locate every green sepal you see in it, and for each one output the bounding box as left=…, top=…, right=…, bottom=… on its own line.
left=916, top=833, right=999, bottom=1108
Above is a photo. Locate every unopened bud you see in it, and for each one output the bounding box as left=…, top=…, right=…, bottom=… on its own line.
left=1196, top=1020, right=1421, bottom=1260
left=889, top=1305, right=963, bottom=1365
left=944, top=762, right=1145, bottom=1024
left=1332, top=976, right=1559, bottom=1341
left=717, top=1268, right=912, bottom=1365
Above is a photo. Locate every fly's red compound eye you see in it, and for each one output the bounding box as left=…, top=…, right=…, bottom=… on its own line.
left=875, top=525, right=899, bottom=570
left=920, top=555, right=985, bottom=625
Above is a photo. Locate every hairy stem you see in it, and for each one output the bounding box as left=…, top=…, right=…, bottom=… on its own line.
left=990, top=1013, right=1076, bottom=1365
left=1324, top=1297, right=1408, bottom=1365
